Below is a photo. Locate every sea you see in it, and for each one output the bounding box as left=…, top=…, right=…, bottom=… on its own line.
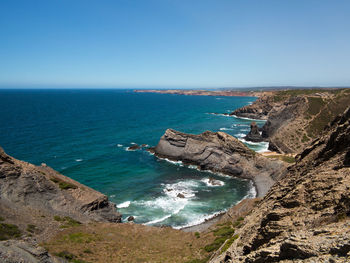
left=0, top=89, right=268, bottom=229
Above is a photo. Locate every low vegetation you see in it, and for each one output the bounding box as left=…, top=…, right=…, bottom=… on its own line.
left=44, top=223, right=215, bottom=263
left=51, top=177, right=77, bottom=190
left=0, top=223, right=22, bottom=240
left=54, top=216, right=81, bottom=228
left=26, top=224, right=37, bottom=233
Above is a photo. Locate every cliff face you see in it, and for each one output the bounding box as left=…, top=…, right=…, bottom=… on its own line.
left=153, top=129, right=286, bottom=197
left=231, top=95, right=275, bottom=120
left=211, top=107, right=350, bottom=263
left=232, top=89, right=350, bottom=154
left=0, top=147, right=121, bottom=232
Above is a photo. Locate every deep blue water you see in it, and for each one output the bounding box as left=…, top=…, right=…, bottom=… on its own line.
left=0, top=89, right=267, bottom=228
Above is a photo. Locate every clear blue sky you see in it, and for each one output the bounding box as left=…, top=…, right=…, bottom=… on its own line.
left=0, top=0, right=349, bottom=88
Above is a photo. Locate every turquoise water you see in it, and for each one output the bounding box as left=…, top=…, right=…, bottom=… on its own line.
left=0, top=89, right=267, bottom=228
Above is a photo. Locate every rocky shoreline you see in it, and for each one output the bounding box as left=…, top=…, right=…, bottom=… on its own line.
left=151, top=128, right=286, bottom=198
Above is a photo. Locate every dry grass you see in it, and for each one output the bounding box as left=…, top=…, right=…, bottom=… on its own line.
left=43, top=222, right=216, bottom=263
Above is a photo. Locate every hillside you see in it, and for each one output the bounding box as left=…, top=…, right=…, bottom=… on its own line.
left=211, top=106, right=350, bottom=262
left=232, top=88, right=350, bottom=153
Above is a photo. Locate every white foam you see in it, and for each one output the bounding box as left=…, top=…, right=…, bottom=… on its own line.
left=201, top=178, right=225, bottom=187
left=117, top=144, right=123, bottom=147
left=110, top=194, right=116, bottom=198
left=163, top=180, right=199, bottom=199
left=144, top=214, right=172, bottom=225
left=159, top=157, right=184, bottom=167
left=219, top=127, right=234, bottom=131
left=234, top=133, right=246, bottom=138
left=232, top=114, right=265, bottom=122
left=232, top=124, right=249, bottom=127
left=207, top=113, right=230, bottom=117
left=75, top=159, right=83, bottom=162
left=117, top=201, right=131, bottom=208
left=131, top=142, right=136, bottom=145
left=244, top=180, right=257, bottom=199
left=174, top=210, right=226, bottom=230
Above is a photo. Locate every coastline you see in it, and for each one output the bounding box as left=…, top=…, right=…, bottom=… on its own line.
left=134, top=89, right=268, bottom=97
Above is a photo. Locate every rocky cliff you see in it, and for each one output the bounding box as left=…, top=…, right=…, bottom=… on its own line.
left=0, top=147, right=121, bottom=241
left=152, top=129, right=286, bottom=197
left=210, top=106, right=350, bottom=263
left=232, top=89, right=350, bottom=153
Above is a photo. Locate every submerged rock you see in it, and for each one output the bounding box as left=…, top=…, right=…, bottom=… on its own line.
left=127, top=216, right=135, bottom=222
left=244, top=122, right=263, bottom=142
left=177, top=193, right=185, bottom=198
left=127, top=144, right=141, bottom=151
left=208, top=177, right=222, bottom=186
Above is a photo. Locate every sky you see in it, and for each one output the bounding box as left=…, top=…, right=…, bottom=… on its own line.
left=0, top=0, right=349, bottom=88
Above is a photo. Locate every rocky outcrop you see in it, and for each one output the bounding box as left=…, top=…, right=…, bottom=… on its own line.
left=230, top=95, right=275, bottom=120
left=232, top=89, right=350, bottom=154
left=0, top=239, right=64, bottom=263
left=152, top=129, right=286, bottom=197
left=244, top=122, right=263, bottom=142
left=210, top=107, right=350, bottom=263
left=0, top=147, right=122, bottom=230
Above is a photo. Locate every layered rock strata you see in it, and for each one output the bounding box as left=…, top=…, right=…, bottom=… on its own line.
left=244, top=122, right=263, bottom=142
left=0, top=147, right=122, bottom=226
left=211, top=107, right=350, bottom=263
left=152, top=129, right=286, bottom=197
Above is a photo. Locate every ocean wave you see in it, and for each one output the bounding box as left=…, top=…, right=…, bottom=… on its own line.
left=163, top=180, right=199, bottom=199
left=75, top=159, right=83, bottom=162
left=219, top=127, right=234, bottom=131
left=243, top=180, right=257, bottom=199
left=117, top=144, right=123, bottom=147
left=158, top=157, right=184, bottom=167
left=234, top=133, right=246, bottom=138
left=144, top=214, right=172, bottom=225
left=206, top=113, right=230, bottom=117
left=201, top=178, right=225, bottom=187
left=173, top=210, right=226, bottom=230
left=232, top=114, right=265, bottom=122
left=117, top=201, right=131, bottom=208
left=232, top=123, right=249, bottom=127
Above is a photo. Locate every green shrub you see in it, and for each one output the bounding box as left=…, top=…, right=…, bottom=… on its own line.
left=83, top=248, right=93, bottom=254
left=204, top=237, right=227, bottom=252
left=59, top=182, right=77, bottom=190
left=26, top=224, right=36, bottom=233
left=213, top=226, right=234, bottom=238
left=194, top=232, right=200, bottom=238
left=0, top=223, right=22, bottom=240
left=54, top=215, right=63, bottom=221
left=0, top=216, right=4, bottom=222
left=221, top=234, right=239, bottom=253
left=51, top=177, right=77, bottom=190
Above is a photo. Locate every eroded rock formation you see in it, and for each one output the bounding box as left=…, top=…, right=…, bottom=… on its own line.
left=244, top=122, right=263, bottom=142
left=211, top=107, right=350, bottom=263
left=152, top=129, right=286, bottom=197
left=0, top=147, right=122, bottom=226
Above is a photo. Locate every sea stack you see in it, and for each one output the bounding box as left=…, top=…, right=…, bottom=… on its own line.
left=244, top=122, right=263, bottom=142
